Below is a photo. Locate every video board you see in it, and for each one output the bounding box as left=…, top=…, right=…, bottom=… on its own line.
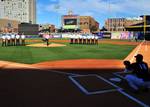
left=64, top=19, right=77, bottom=25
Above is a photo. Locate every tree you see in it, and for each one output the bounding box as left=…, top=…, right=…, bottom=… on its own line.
left=91, top=26, right=98, bottom=32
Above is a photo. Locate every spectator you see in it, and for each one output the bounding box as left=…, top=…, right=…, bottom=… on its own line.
left=123, top=60, right=132, bottom=73
left=125, top=54, right=150, bottom=93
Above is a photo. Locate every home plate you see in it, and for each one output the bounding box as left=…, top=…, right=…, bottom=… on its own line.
left=109, top=78, right=122, bottom=83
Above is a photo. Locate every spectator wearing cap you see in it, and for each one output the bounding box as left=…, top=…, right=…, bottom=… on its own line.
left=125, top=54, right=150, bottom=93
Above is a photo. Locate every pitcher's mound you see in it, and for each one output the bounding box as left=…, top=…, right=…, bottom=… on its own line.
left=27, top=43, right=66, bottom=47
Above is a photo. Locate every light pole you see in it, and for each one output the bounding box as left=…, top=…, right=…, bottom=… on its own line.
left=143, top=15, right=146, bottom=40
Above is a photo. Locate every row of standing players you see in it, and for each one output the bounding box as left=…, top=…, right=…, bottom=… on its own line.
left=70, top=35, right=99, bottom=45
left=1, top=34, right=26, bottom=46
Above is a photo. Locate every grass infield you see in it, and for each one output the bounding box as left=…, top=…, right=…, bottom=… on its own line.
left=0, top=41, right=135, bottom=64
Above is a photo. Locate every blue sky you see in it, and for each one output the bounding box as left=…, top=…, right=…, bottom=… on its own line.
left=37, top=0, right=150, bottom=28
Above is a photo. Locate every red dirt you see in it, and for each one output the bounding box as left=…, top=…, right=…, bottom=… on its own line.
left=32, top=59, right=124, bottom=69
left=31, top=40, right=141, bottom=69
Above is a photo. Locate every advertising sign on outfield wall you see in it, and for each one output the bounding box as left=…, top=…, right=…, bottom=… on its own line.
left=111, top=32, right=133, bottom=40
left=111, top=32, right=121, bottom=39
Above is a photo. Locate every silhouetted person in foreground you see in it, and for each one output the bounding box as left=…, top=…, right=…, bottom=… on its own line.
left=125, top=54, right=150, bottom=93
left=123, top=60, right=132, bottom=73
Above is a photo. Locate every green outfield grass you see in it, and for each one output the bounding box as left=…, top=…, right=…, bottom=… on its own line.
left=0, top=42, right=135, bottom=64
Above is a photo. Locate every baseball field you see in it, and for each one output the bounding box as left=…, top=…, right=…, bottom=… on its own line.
left=0, top=39, right=136, bottom=64
left=1, top=39, right=150, bottom=107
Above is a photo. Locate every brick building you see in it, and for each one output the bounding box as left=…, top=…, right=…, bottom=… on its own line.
left=0, top=18, right=20, bottom=33
left=105, top=17, right=143, bottom=31
left=79, top=16, right=99, bottom=33
left=105, top=18, right=126, bottom=31
left=39, top=24, right=56, bottom=33
left=61, top=15, right=99, bottom=33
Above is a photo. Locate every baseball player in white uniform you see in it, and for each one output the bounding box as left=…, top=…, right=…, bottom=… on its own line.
left=87, top=35, right=91, bottom=45
left=16, top=34, right=20, bottom=46
left=91, top=35, right=95, bottom=45
left=11, top=33, right=16, bottom=46
left=95, top=35, right=98, bottom=45
left=21, top=33, right=26, bottom=46
left=1, top=34, right=7, bottom=47
left=6, top=34, right=11, bottom=46
left=45, top=33, right=50, bottom=46
left=70, top=34, right=74, bottom=44
left=79, top=34, right=82, bottom=44
left=74, top=34, right=78, bottom=44
left=83, top=35, right=86, bottom=44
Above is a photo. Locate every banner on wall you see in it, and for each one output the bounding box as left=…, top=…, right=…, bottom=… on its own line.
left=111, top=31, right=134, bottom=40
left=111, top=32, right=121, bottom=39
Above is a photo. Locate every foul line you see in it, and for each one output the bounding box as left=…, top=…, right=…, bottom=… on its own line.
left=39, top=68, right=150, bottom=107
left=118, top=90, right=149, bottom=107
left=69, top=74, right=120, bottom=95
left=145, top=40, right=148, bottom=51
left=130, top=40, right=145, bottom=63
left=69, top=74, right=149, bottom=107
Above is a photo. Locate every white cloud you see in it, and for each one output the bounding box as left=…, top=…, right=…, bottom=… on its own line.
left=44, top=0, right=150, bottom=16
left=37, top=0, right=150, bottom=26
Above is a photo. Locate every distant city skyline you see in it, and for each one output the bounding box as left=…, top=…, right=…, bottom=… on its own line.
left=37, top=0, right=150, bottom=28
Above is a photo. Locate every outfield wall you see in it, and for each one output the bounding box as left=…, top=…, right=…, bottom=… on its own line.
left=111, top=31, right=144, bottom=40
